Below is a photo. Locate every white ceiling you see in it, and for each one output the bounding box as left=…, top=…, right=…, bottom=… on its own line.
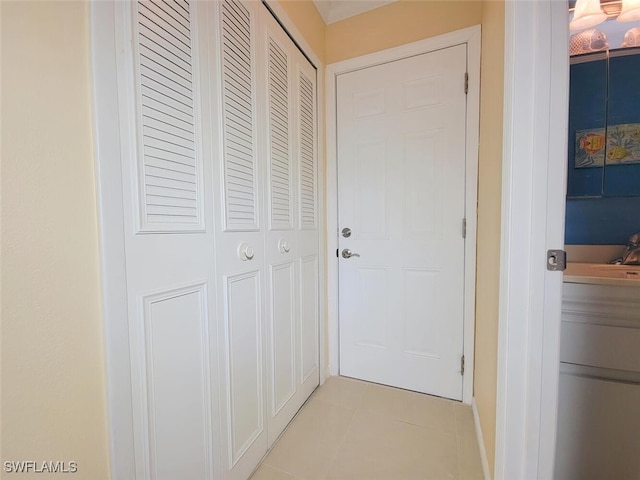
left=313, top=0, right=398, bottom=24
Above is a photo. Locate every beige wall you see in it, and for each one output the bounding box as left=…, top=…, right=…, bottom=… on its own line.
left=324, top=1, right=504, bottom=476
left=326, top=0, right=482, bottom=64
left=475, top=1, right=505, bottom=477
left=1, top=2, right=111, bottom=479
left=1, top=1, right=504, bottom=478
left=276, top=0, right=326, bottom=63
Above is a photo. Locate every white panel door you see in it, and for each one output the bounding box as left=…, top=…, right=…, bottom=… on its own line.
left=115, top=1, right=219, bottom=478
left=337, top=45, right=467, bottom=400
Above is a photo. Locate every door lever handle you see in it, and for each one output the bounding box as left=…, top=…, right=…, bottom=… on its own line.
left=342, top=249, right=360, bottom=259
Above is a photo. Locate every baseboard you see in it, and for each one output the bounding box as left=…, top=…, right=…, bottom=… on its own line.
left=472, top=397, right=492, bottom=480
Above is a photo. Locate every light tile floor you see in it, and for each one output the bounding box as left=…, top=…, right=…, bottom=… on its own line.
left=251, top=376, right=484, bottom=480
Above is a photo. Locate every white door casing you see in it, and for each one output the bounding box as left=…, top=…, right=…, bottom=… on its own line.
left=337, top=45, right=468, bottom=400
left=495, top=1, right=568, bottom=478
left=326, top=26, right=480, bottom=404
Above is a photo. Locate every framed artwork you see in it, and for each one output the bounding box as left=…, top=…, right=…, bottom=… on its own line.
left=575, top=124, right=640, bottom=168
left=606, top=123, right=640, bottom=165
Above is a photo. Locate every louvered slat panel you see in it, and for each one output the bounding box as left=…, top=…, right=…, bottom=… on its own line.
left=299, top=71, right=316, bottom=228
left=136, top=0, right=201, bottom=230
left=221, top=0, right=257, bottom=230
left=268, top=37, right=291, bottom=230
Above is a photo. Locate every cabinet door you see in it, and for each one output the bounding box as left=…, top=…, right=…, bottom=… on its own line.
left=555, top=366, right=640, bottom=480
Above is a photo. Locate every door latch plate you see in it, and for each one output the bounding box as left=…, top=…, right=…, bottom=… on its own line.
left=547, top=249, right=567, bottom=271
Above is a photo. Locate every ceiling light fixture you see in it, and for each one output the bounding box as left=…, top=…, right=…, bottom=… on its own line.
left=618, top=0, right=640, bottom=21
left=570, top=0, right=608, bottom=30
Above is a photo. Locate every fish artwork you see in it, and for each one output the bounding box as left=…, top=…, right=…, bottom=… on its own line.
left=570, top=29, right=609, bottom=56
left=621, top=27, right=640, bottom=48
left=606, top=124, right=640, bottom=165
left=575, top=129, right=606, bottom=167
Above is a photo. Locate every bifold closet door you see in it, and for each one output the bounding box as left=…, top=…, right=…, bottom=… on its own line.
left=292, top=39, right=320, bottom=413
left=213, top=1, right=320, bottom=477
left=262, top=10, right=320, bottom=446
left=109, top=0, right=318, bottom=478
left=213, top=1, right=269, bottom=480
left=262, top=12, right=300, bottom=445
left=114, top=1, right=220, bottom=478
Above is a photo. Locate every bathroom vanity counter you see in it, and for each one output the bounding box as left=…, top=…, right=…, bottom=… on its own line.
left=563, top=261, right=640, bottom=286
left=555, top=262, right=640, bottom=480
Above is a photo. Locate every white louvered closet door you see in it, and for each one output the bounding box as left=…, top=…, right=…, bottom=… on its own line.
left=212, top=2, right=269, bottom=480
left=262, top=10, right=303, bottom=447
left=108, top=0, right=318, bottom=478
left=261, top=2, right=320, bottom=448
left=115, top=1, right=221, bottom=479
left=212, top=1, right=320, bottom=478
left=292, top=41, right=320, bottom=410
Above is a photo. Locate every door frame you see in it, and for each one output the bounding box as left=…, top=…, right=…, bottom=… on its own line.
left=495, top=1, right=568, bottom=479
left=326, top=26, right=481, bottom=404
left=90, top=1, right=326, bottom=477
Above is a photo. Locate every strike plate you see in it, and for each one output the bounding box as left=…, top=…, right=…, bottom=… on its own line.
left=547, top=249, right=567, bottom=271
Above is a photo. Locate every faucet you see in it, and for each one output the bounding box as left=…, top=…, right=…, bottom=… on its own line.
left=611, top=232, right=640, bottom=265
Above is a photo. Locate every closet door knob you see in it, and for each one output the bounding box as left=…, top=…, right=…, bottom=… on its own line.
left=278, top=239, right=290, bottom=254
left=238, top=243, right=255, bottom=261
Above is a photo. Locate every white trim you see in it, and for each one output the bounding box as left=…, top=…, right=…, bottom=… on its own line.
left=90, top=2, right=136, bottom=478
left=326, top=25, right=481, bottom=403
left=472, top=397, right=491, bottom=480
left=326, top=72, right=339, bottom=376
left=495, top=1, right=568, bottom=479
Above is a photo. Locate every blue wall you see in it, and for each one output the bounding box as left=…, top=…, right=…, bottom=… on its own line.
left=565, top=51, right=640, bottom=245
left=566, top=197, right=640, bottom=245
left=567, top=58, right=606, bottom=198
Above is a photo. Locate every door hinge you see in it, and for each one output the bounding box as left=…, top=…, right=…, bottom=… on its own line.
left=461, top=355, right=465, bottom=376
left=464, top=72, right=469, bottom=94
left=462, top=218, right=467, bottom=239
